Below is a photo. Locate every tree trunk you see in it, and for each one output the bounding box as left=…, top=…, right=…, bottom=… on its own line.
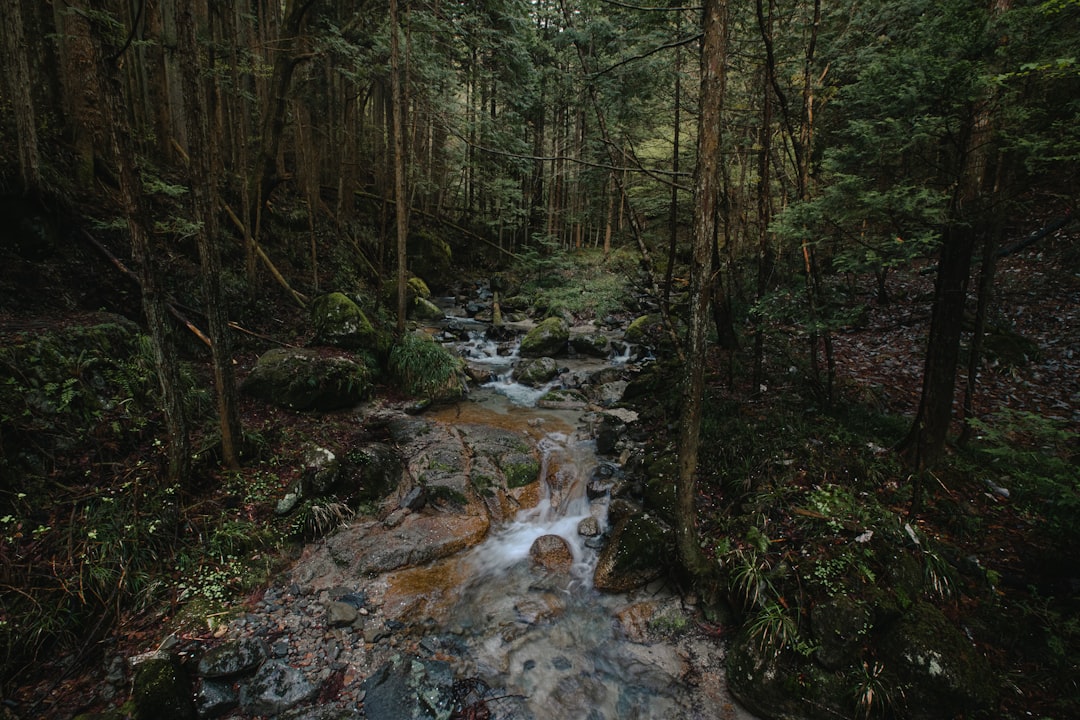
left=177, top=1, right=242, bottom=470
left=1, top=0, right=42, bottom=191
left=92, top=6, right=190, bottom=485
left=676, top=0, right=727, bottom=577
left=390, top=0, right=410, bottom=333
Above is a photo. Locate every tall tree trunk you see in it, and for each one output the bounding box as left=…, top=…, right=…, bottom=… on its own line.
left=92, top=5, right=190, bottom=485
left=390, top=0, right=410, bottom=333
left=899, top=0, right=1010, bottom=488
left=1, top=0, right=42, bottom=191
left=177, top=1, right=242, bottom=470
left=677, top=0, right=727, bottom=577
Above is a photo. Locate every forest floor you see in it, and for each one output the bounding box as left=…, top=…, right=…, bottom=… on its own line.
left=2, top=214, right=1079, bottom=719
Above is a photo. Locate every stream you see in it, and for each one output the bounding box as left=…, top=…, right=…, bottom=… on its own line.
left=196, top=320, right=757, bottom=719
left=401, top=327, right=757, bottom=720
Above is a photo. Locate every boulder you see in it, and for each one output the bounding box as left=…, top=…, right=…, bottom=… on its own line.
left=810, top=596, right=872, bottom=671
left=132, top=655, right=196, bottom=720
left=624, top=313, right=663, bottom=345
left=569, top=332, right=610, bottom=357
left=310, top=292, right=377, bottom=350
left=338, top=442, right=403, bottom=505
left=411, top=296, right=446, bottom=322
left=529, top=534, right=575, bottom=573
left=878, top=601, right=997, bottom=719
left=301, top=445, right=340, bottom=496
left=238, top=660, right=319, bottom=716
left=361, top=655, right=454, bottom=720
left=197, top=638, right=268, bottom=679
left=519, top=316, right=569, bottom=357
left=512, top=356, right=560, bottom=386
left=536, top=388, right=588, bottom=410
left=593, top=513, right=671, bottom=592
left=241, top=348, right=372, bottom=411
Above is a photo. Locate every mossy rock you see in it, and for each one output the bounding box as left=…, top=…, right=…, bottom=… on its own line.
left=879, top=601, right=997, bottom=719
left=569, top=332, right=611, bottom=357
left=642, top=454, right=678, bottom=522
left=519, top=316, right=569, bottom=358
left=512, top=356, right=560, bottom=386
left=310, top=292, right=377, bottom=350
left=727, top=633, right=851, bottom=720
left=593, top=512, right=672, bottom=592
left=536, top=388, right=588, bottom=410
left=241, top=348, right=372, bottom=411
left=408, top=230, right=454, bottom=290
left=340, top=442, right=403, bottom=504
left=133, top=656, right=196, bottom=720
left=624, top=314, right=663, bottom=345
left=411, top=296, right=446, bottom=322
left=810, top=595, right=872, bottom=670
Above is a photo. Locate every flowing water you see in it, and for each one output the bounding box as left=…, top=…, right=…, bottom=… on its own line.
left=408, top=329, right=756, bottom=720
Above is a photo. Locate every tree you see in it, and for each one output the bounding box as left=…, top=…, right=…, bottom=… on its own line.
left=177, top=2, right=243, bottom=470
left=676, top=0, right=727, bottom=576
left=390, top=0, right=410, bottom=333
left=0, top=0, right=42, bottom=192
left=90, top=2, right=190, bottom=485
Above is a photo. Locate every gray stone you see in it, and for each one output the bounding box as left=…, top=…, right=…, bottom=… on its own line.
left=198, top=638, right=268, bottom=679
left=578, top=516, right=601, bottom=537
left=239, top=661, right=319, bottom=716
left=361, top=656, right=454, bottom=720
left=194, top=678, right=239, bottom=718
left=327, top=601, right=359, bottom=628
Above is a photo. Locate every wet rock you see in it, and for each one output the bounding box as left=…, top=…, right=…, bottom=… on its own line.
left=519, top=316, right=569, bottom=357
left=361, top=656, right=454, bottom=720
left=589, top=380, right=628, bottom=408
left=512, top=356, right=560, bottom=386
left=578, top=516, right=601, bottom=537
left=241, top=348, right=372, bottom=411
left=529, top=534, right=575, bottom=573
left=593, top=513, right=671, bottom=593
left=198, top=638, right=268, bottom=679
left=194, top=677, right=239, bottom=718
left=536, top=387, right=588, bottom=410
left=310, top=292, right=378, bottom=350
left=239, top=660, right=319, bottom=716
left=132, top=655, right=195, bottom=720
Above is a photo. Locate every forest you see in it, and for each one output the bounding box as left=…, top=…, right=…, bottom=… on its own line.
left=1, top=0, right=1078, bottom=718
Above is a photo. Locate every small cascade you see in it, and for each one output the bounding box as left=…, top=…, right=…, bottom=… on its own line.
left=465, top=430, right=604, bottom=586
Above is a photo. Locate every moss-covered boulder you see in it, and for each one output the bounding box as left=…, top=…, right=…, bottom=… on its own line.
left=339, top=442, right=404, bottom=505
left=624, top=313, right=663, bottom=345
left=569, top=331, right=611, bottom=358
left=879, top=601, right=997, bottom=719
left=726, top=635, right=850, bottom=720
left=132, top=656, right=196, bottom=720
left=810, top=596, right=873, bottom=670
left=593, top=512, right=671, bottom=592
left=519, top=316, right=569, bottom=358
left=408, top=230, right=454, bottom=290
left=241, top=348, right=372, bottom=411
left=642, top=454, right=678, bottom=522
left=512, top=356, right=560, bottom=386
left=411, top=296, right=446, bottom=321
left=310, top=292, right=377, bottom=350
